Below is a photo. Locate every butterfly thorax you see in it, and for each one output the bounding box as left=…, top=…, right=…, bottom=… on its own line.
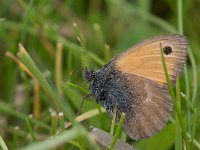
left=83, top=61, right=137, bottom=118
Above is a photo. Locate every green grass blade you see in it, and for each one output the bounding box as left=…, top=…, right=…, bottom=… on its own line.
left=184, top=65, right=192, bottom=135
left=19, top=0, right=34, bottom=43
left=110, top=106, right=117, bottom=135
left=25, top=116, right=37, bottom=141
left=59, top=112, right=65, bottom=131
left=109, top=112, right=125, bottom=150
left=160, top=44, right=190, bottom=150
left=188, top=48, right=197, bottom=104
left=177, top=0, right=197, bottom=148
left=55, top=42, right=63, bottom=95
left=49, top=109, right=58, bottom=135
left=19, top=127, right=83, bottom=150
left=17, top=44, right=76, bottom=124
left=0, top=135, right=8, bottom=150
left=175, top=76, right=183, bottom=150
left=64, top=82, right=90, bottom=95
left=12, top=126, right=19, bottom=150
left=177, top=0, right=183, bottom=34
left=73, top=23, right=92, bottom=68
left=104, top=44, right=111, bottom=62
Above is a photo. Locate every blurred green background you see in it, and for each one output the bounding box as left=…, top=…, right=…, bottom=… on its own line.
left=0, top=0, right=200, bottom=149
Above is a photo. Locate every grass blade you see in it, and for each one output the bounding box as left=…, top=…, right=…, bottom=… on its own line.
left=109, top=112, right=125, bottom=150
left=0, top=135, right=8, bottom=150
left=160, top=44, right=190, bottom=150
left=64, top=82, right=90, bottom=95
left=177, top=0, right=183, bottom=34
left=110, top=106, right=117, bottom=135
left=25, top=116, right=37, bottom=141
left=55, top=42, right=63, bottom=95
left=19, top=127, right=83, bottom=150
left=17, top=44, right=76, bottom=124
left=59, top=112, right=65, bottom=131
left=175, top=76, right=183, bottom=150
left=19, top=0, right=34, bottom=43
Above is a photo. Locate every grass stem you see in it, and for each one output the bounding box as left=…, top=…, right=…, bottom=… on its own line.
left=0, top=135, right=8, bottom=150
left=109, top=113, right=125, bottom=150
left=25, top=116, right=37, bottom=141
left=160, top=44, right=190, bottom=150
left=110, top=106, right=117, bottom=135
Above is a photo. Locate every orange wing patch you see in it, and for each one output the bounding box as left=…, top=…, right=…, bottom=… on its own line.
left=116, top=35, right=188, bottom=85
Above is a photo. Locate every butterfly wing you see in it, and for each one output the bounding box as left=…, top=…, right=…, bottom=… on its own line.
left=116, top=34, right=188, bottom=85
left=114, top=34, right=188, bottom=140
left=123, top=78, right=173, bottom=140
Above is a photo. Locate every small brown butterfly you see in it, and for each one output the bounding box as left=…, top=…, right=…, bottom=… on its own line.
left=83, top=34, right=188, bottom=140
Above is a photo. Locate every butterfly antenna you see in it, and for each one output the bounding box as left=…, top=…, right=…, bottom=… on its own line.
left=73, top=23, right=93, bottom=69
left=76, top=94, right=91, bottom=117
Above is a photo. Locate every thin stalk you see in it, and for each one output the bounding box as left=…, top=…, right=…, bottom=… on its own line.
left=121, top=131, right=127, bottom=142
left=188, top=48, right=197, bottom=104
left=160, top=44, right=190, bottom=150
left=0, top=135, right=8, bottom=150
left=181, top=93, right=195, bottom=113
left=177, top=0, right=197, bottom=148
left=33, top=79, right=40, bottom=119
left=25, top=116, right=37, bottom=141
left=191, top=108, right=197, bottom=150
left=104, top=44, right=110, bottom=62
left=59, top=112, right=65, bottom=131
left=109, top=113, right=125, bottom=150
left=65, top=108, right=106, bottom=128
left=73, top=23, right=92, bottom=68
left=110, top=106, right=117, bottom=135
left=19, top=0, right=34, bottom=43
left=12, top=126, right=19, bottom=149
left=50, top=109, right=57, bottom=135
left=184, top=65, right=192, bottom=136
left=93, top=23, right=105, bottom=50
left=55, top=42, right=63, bottom=95
left=67, top=47, right=72, bottom=76
left=188, top=48, right=197, bottom=148
left=64, top=82, right=90, bottom=95
left=175, top=76, right=183, bottom=150
left=177, top=0, right=183, bottom=34
left=97, top=104, right=106, bottom=129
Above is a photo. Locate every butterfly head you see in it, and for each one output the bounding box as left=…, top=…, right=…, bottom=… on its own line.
left=83, top=68, right=96, bottom=82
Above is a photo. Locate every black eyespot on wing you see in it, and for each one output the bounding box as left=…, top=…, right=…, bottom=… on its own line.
left=163, top=46, right=172, bottom=55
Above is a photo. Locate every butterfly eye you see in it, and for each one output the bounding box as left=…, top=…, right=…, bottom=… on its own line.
left=163, top=46, right=172, bottom=55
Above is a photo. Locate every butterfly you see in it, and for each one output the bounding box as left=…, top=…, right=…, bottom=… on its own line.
left=83, top=34, right=188, bottom=140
